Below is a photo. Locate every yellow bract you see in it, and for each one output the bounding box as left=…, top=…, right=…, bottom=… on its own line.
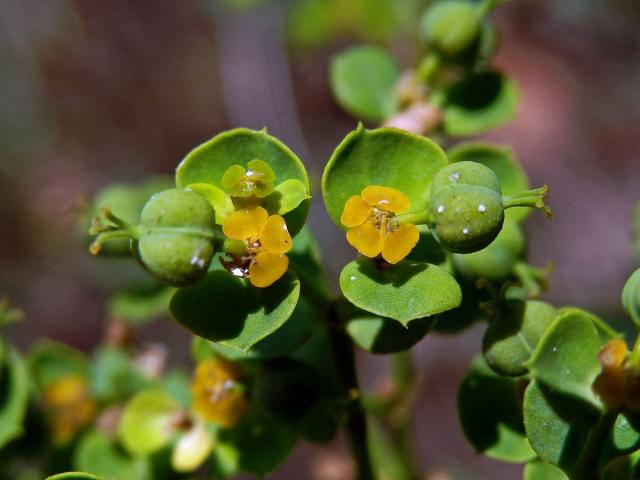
left=341, top=185, right=418, bottom=264
left=191, top=358, right=247, bottom=428
left=221, top=206, right=293, bottom=287
left=42, top=375, right=96, bottom=443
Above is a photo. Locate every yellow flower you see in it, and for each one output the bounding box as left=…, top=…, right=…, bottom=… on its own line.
left=42, top=375, right=96, bottom=443
left=191, top=358, right=247, bottom=428
left=341, top=185, right=419, bottom=264
left=222, top=205, right=292, bottom=288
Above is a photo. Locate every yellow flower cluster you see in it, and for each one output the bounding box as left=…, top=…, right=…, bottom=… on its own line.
left=593, top=339, right=640, bottom=410
left=42, top=375, right=96, bottom=443
left=191, top=358, right=247, bottom=428
left=341, top=185, right=419, bottom=264
left=222, top=205, right=292, bottom=288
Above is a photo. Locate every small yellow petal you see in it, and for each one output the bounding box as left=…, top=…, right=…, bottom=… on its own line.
left=382, top=224, right=419, bottom=264
left=260, top=215, right=292, bottom=254
left=341, top=195, right=371, bottom=228
left=361, top=185, right=410, bottom=213
left=346, top=222, right=383, bottom=258
left=598, top=339, right=628, bottom=371
left=222, top=206, right=268, bottom=240
left=171, top=421, right=214, bottom=472
left=249, top=252, right=289, bottom=288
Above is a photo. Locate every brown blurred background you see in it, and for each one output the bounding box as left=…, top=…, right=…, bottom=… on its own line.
left=1, top=0, right=640, bottom=478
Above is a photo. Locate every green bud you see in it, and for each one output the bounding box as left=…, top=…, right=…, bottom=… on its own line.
left=253, top=359, right=319, bottom=423
left=135, top=189, right=217, bottom=287
left=420, top=1, right=481, bottom=58
left=431, top=161, right=501, bottom=194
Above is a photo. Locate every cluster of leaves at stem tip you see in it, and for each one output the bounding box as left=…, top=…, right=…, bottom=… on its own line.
left=1, top=1, right=640, bottom=480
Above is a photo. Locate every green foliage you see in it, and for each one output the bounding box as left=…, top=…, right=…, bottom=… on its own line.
left=346, top=315, right=434, bottom=354
left=170, top=269, right=300, bottom=352
left=339, top=258, right=461, bottom=324
left=419, top=1, right=481, bottom=58
left=0, top=348, right=29, bottom=448
left=330, top=45, right=400, bottom=122
left=458, top=357, right=535, bottom=462
left=622, top=268, right=640, bottom=327
left=47, top=473, right=104, bottom=480
left=322, top=126, right=448, bottom=227
left=28, top=340, right=87, bottom=391
left=524, top=460, right=569, bottom=480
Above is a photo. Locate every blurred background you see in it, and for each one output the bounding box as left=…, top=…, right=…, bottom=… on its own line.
left=1, top=0, right=639, bottom=478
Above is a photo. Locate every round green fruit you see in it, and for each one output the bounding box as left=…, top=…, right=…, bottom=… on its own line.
left=431, top=161, right=501, bottom=193
left=134, top=189, right=216, bottom=287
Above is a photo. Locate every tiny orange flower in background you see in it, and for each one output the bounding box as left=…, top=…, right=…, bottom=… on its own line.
left=191, top=357, right=247, bottom=428
left=222, top=205, right=292, bottom=288
left=341, top=185, right=419, bottom=264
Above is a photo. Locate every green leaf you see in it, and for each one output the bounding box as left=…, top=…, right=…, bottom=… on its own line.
left=330, top=45, right=399, bottom=122
left=74, top=430, right=151, bottom=480
left=0, top=348, right=29, bottom=448
left=600, top=413, right=640, bottom=474
left=524, top=460, right=569, bottom=480
left=448, top=142, right=531, bottom=222
left=28, top=340, right=87, bottom=391
left=193, top=296, right=318, bottom=361
left=176, top=128, right=310, bottom=236
left=523, top=380, right=590, bottom=475
left=458, top=357, right=535, bottom=463
left=482, top=300, right=557, bottom=377
left=170, top=270, right=300, bottom=352
left=47, top=474, right=104, bottom=480
left=622, top=268, right=640, bottom=327
left=442, top=71, right=518, bottom=136
left=88, top=347, right=150, bottom=403
left=107, top=286, right=173, bottom=325
left=212, top=408, right=297, bottom=475
left=322, top=126, right=448, bottom=228
left=339, top=258, right=461, bottom=324
left=265, top=179, right=310, bottom=216
left=528, top=309, right=605, bottom=422
left=288, top=227, right=332, bottom=302
left=185, top=183, right=235, bottom=225
left=118, top=389, right=180, bottom=456
left=347, top=315, right=434, bottom=354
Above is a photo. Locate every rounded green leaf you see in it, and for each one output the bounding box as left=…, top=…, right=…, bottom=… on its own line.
left=448, top=142, right=530, bottom=221
left=118, top=389, right=180, bottom=456
left=322, top=126, right=448, bottom=228
left=622, top=268, right=640, bottom=327
left=186, top=183, right=235, bottom=225
left=170, top=270, right=300, bottom=352
left=600, top=413, right=640, bottom=472
left=528, top=309, right=605, bottom=417
left=330, top=45, right=399, bottom=122
left=265, top=179, right=310, bottom=216
left=28, top=340, right=87, bottom=391
left=339, top=258, right=461, bottom=324
left=74, top=430, right=151, bottom=480
left=47, top=474, right=104, bottom=480
left=88, top=347, right=150, bottom=403
left=523, top=380, right=590, bottom=475
left=175, top=128, right=310, bottom=236
left=347, top=315, right=434, bottom=354
left=458, top=357, right=535, bottom=463
left=482, top=300, right=557, bottom=377
left=0, top=348, right=29, bottom=448
left=442, top=70, right=518, bottom=136
left=213, top=408, right=297, bottom=475
left=524, top=460, right=568, bottom=480
left=192, top=296, right=317, bottom=361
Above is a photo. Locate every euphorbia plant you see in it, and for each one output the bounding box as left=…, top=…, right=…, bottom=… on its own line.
left=2, top=1, right=640, bottom=480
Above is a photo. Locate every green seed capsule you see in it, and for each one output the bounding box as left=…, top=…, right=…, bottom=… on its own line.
left=419, top=1, right=481, bottom=58
left=452, top=220, right=525, bottom=282
left=431, top=161, right=501, bottom=194
left=252, top=359, right=319, bottom=423
left=429, top=184, right=504, bottom=254
left=134, top=189, right=216, bottom=287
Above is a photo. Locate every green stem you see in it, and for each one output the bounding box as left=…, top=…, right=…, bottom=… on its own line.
left=389, top=351, right=420, bottom=480
left=397, top=209, right=432, bottom=226
left=630, top=334, right=640, bottom=368
left=288, top=260, right=334, bottom=308
left=573, top=411, right=617, bottom=480
left=327, top=323, right=374, bottom=480
left=416, top=53, right=441, bottom=85
left=502, top=186, right=553, bottom=218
